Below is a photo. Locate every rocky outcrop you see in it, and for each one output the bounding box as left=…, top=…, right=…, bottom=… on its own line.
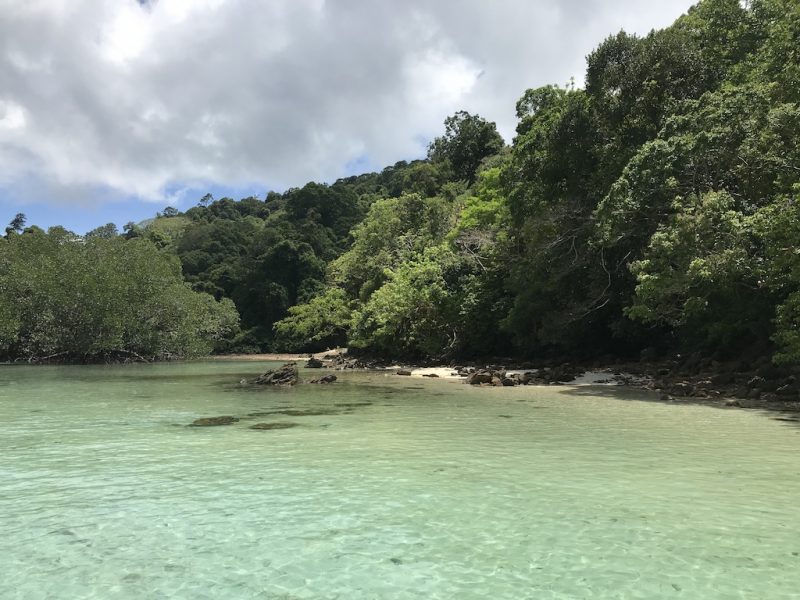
left=309, top=374, right=337, bottom=384
left=190, top=415, right=239, bottom=426
left=465, top=364, right=585, bottom=387
left=305, top=357, right=324, bottom=368
left=525, top=364, right=582, bottom=384
left=253, top=362, right=299, bottom=386
left=328, top=354, right=374, bottom=370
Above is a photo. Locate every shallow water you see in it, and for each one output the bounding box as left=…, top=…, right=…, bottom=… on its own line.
left=1, top=361, right=799, bottom=599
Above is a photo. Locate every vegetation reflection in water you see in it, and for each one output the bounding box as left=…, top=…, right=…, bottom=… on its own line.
left=1, top=361, right=799, bottom=599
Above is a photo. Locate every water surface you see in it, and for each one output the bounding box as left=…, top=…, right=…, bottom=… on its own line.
left=1, top=362, right=799, bottom=599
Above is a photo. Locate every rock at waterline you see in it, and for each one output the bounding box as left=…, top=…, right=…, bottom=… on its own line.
left=249, top=422, right=299, bottom=430
left=396, top=370, right=412, bottom=376
left=190, top=416, right=239, bottom=427
left=252, top=362, right=299, bottom=386
left=466, top=371, right=493, bottom=385
left=305, top=357, right=324, bottom=368
left=309, top=375, right=337, bottom=384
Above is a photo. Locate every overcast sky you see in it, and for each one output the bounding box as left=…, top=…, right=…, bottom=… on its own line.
left=0, top=0, right=696, bottom=233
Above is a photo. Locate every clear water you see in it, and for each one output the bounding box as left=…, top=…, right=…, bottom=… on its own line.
left=1, top=362, right=799, bottom=599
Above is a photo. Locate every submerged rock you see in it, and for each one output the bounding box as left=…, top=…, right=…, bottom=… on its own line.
left=190, top=416, right=239, bottom=427
left=253, top=362, right=299, bottom=386
left=309, top=375, right=337, bottom=384
left=249, top=422, right=299, bottom=430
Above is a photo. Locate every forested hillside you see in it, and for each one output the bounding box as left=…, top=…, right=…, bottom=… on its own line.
left=279, top=0, right=800, bottom=364
left=1, top=0, right=798, bottom=365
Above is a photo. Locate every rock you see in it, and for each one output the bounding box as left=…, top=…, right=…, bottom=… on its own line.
left=659, top=393, right=672, bottom=402
left=756, top=362, right=782, bottom=380
left=253, top=362, right=299, bottom=386
left=249, top=422, right=298, bottom=430
left=422, top=373, right=439, bottom=378
left=466, top=371, right=493, bottom=385
left=190, top=416, right=239, bottom=427
left=329, top=354, right=372, bottom=370
left=309, top=375, right=337, bottom=384
left=501, top=377, right=517, bottom=387
left=491, top=376, right=504, bottom=387
left=710, top=372, right=735, bottom=385
left=305, top=357, right=324, bottom=368
left=397, top=369, right=412, bottom=376
left=724, top=398, right=741, bottom=408
left=669, top=382, right=693, bottom=397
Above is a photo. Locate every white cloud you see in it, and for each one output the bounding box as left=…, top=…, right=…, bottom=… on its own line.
left=0, top=0, right=696, bottom=205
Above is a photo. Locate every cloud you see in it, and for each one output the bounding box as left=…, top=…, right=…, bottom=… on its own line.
left=0, top=0, right=695, bottom=205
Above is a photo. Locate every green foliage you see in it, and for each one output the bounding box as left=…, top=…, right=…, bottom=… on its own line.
left=331, top=194, right=456, bottom=301
left=273, top=287, right=353, bottom=351
left=350, top=247, right=461, bottom=357
left=10, top=0, right=800, bottom=366
left=0, top=229, right=239, bottom=361
left=5, top=213, right=26, bottom=237
left=428, top=111, right=505, bottom=183
left=85, top=223, right=119, bottom=239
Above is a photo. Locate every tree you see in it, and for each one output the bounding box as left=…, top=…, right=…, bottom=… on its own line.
left=85, top=223, right=119, bottom=239
left=0, top=230, right=239, bottom=361
left=428, top=111, right=505, bottom=183
left=5, top=213, right=26, bottom=237
left=160, top=206, right=180, bottom=218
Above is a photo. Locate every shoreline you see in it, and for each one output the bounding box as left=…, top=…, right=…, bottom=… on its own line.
left=6, top=351, right=799, bottom=417
left=219, top=352, right=800, bottom=416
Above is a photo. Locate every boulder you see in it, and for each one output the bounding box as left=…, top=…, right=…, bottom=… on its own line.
left=669, top=382, right=693, bottom=397
left=305, top=357, right=324, bottom=368
left=253, top=362, right=299, bottom=386
left=710, top=372, right=735, bottom=385
left=466, top=371, right=493, bottom=385
left=397, top=369, right=412, bottom=376
left=190, top=416, right=239, bottom=427
left=309, top=375, right=337, bottom=384
left=422, top=373, right=439, bottom=378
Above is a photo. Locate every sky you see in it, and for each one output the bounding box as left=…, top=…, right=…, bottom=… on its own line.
left=0, top=0, right=696, bottom=234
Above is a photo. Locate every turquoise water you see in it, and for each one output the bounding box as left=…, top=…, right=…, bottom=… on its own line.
left=1, top=361, right=799, bottom=599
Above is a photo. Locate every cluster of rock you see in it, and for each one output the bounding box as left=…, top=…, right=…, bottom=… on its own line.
left=640, top=352, right=800, bottom=408
left=325, top=353, right=377, bottom=370
left=458, top=364, right=584, bottom=386
left=245, top=362, right=340, bottom=386
left=253, top=362, right=299, bottom=386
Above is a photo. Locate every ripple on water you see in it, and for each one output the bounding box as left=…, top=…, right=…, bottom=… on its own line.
left=0, top=362, right=799, bottom=599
